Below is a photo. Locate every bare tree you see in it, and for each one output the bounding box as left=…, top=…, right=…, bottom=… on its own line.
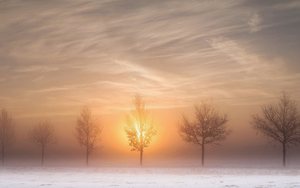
left=0, top=109, right=15, bottom=165
left=251, top=91, right=300, bottom=167
left=75, top=107, right=102, bottom=166
left=179, top=100, right=231, bottom=166
left=29, top=121, right=57, bottom=166
left=125, top=94, right=157, bottom=166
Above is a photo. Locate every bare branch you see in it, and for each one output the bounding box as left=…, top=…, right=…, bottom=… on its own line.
left=179, top=100, right=231, bottom=147
left=74, top=107, right=102, bottom=165
left=178, top=100, right=231, bottom=166
left=250, top=91, right=300, bottom=167
left=125, top=94, right=157, bottom=151
left=251, top=91, right=300, bottom=146
left=28, top=121, right=57, bottom=148
left=124, top=94, right=157, bottom=165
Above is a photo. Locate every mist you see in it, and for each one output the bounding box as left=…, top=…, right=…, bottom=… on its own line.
left=3, top=101, right=299, bottom=168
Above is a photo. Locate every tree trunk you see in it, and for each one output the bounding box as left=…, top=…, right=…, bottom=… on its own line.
left=201, top=144, right=205, bottom=167
left=41, top=146, right=44, bottom=166
left=140, top=147, right=143, bottom=166
left=140, top=127, right=143, bottom=166
left=86, top=146, right=89, bottom=166
left=1, top=145, right=4, bottom=165
left=283, top=142, right=286, bottom=167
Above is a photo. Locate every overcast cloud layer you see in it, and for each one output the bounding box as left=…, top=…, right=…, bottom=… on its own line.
left=1, top=0, right=300, bottom=117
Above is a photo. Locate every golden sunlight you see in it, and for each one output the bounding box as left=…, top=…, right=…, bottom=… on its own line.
left=134, top=121, right=141, bottom=139
left=124, top=94, right=157, bottom=166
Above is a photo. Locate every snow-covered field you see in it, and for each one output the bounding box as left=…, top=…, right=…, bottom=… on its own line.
left=1, top=167, right=300, bottom=188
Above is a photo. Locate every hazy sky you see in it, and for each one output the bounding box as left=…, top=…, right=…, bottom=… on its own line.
left=1, top=0, right=300, bottom=166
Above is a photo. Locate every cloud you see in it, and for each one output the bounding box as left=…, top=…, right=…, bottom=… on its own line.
left=0, top=0, right=300, bottom=117
left=207, top=37, right=266, bottom=74
left=207, top=36, right=300, bottom=104
left=13, top=65, right=59, bottom=73
left=248, top=13, right=262, bottom=33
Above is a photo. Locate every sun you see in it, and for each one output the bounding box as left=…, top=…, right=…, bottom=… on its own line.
left=134, top=121, right=143, bottom=140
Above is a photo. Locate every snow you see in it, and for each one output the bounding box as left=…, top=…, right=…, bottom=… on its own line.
left=1, top=167, right=300, bottom=188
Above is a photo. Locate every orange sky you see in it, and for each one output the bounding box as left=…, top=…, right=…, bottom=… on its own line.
left=5, top=99, right=300, bottom=167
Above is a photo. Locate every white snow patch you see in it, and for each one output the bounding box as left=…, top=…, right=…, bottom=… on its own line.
left=0, top=167, right=300, bottom=188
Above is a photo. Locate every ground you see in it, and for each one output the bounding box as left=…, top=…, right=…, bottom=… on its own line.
left=1, top=167, right=300, bottom=188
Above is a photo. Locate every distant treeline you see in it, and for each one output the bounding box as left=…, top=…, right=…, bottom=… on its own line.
left=1, top=91, right=299, bottom=167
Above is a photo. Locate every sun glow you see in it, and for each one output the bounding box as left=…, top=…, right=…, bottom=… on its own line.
left=134, top=121, right=144, bottom=140
left=133, top=119, right=151, bottom=142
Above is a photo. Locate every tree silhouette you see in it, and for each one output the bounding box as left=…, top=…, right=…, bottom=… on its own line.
left=125, top=94, right=157, bottom=166
left=29, top=121, right=57, bottom=166
left=75, top=107, right=102, bottom=166
left=179, top=100, right=231, bottom=166
left=0, top=109, right=15, bottom=165
left=251, top=91, right=300, bottom=167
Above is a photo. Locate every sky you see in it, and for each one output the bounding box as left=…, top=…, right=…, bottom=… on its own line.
left=1, top=0, right=300, bottom=167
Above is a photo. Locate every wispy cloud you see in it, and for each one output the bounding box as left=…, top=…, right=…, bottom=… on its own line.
left=0, top=0, right=300, bottom=116
left=248, top=13, right=262, bottom=33
left=13, top=65, right=59, bottom=73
